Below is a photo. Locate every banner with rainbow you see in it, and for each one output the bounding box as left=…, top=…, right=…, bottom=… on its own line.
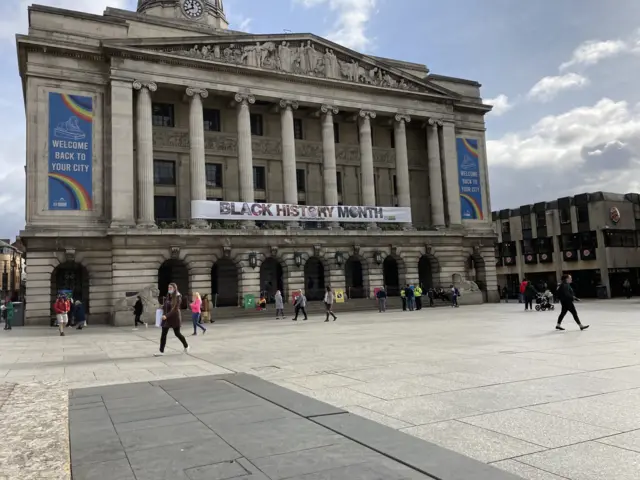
left=456, top=138, right=484, bottom=220
left=48, top=92, right=93, bottom=211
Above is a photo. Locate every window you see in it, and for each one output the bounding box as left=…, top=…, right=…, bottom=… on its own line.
left=294, top=119, right=304, bottom=140
left=250, top=114, right=263, bottom=136
left=521, top=214, right=532, bottom=231
left=333, top=122, right=340, bottom=144
left=536, top=237, right=553, bottom=254
left=390, top=129, right=395, bottom=149
left=152, top=103, right=174, bottom=127
left=393, top=175, right=398, bottom=196
left=634, top=203, right=640, bottom=220
left=296, top=169, right=306, bottom=193
left=206, top=197, right=223, bottom=201
left=154, top=196, right=176, bottom=222
left=253, top=166, right=266, bottom=190
left=501, top=242, right=516, bottom=257
left=604, top=230, right=637, bottom=248
left=560, top=234, right=578, bottom=251
left=153, top=160, right=176, bottom=185
left=579, top=231, right=597, bottom=249
left=501, top=221, right=511, bottom=234
left=559, top=207, right=571, bottom=224
left=577, top=205, right=589, bottom=224
left=205, top=163, right=223, bottom=188
left=522, top=239, right=535, bottom=254
left=536, top=211, right=546, bottom=228
left=203, top=108, right=221, bottom=132
left=336, top=171, right=343, bottom=195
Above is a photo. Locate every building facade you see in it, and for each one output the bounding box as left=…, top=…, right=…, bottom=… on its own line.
left=18, top=1, right=497, bottom=325
left=493, top=192, right=640, bottom=299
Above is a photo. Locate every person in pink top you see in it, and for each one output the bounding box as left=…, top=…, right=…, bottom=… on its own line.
left=190, top=292, right=206, bottom=336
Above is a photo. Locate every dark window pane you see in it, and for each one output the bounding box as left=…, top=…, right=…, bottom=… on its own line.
left=521, top=215, right=532, bottom=230
left=250, top=114, right=263, bottom=136
left=390, top=129, right=395, bottom=149
left=333, top=122, right=340, bottom=144
left=205, top=163, right=223, bottom=188
left=203, top=108, right=221, bottom=132
left=152, top=103, right=174, bottom=127
left=154, top=196, right=176, bottom=222
left=336, top=171, right=343, bottom=195
left=253, top=166, right=266, bottom=190
left=153, top=160, right=176, bottom=185
left=577, top=205, right=589, bottom=224
left=294, top=118, right=303, bottom=140
left=536, top=211, right=546, bottom=227
left=560, top=208, right=571, bottom=224
left=522, top=239, right=535, bottom=254
left=296, top=169, right=306, bottom=192
left=501, top=221, right=510, bottom=234
left=393, top=175, right=397, bottom=196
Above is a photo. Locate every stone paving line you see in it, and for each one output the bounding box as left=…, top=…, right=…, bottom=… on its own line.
left=0, top=301, right=640, bottom=479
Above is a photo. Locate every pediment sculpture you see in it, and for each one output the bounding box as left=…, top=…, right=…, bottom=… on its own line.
left=158, top=40, right=427, bottom=92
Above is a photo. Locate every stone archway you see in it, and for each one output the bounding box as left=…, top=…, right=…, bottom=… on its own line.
left=211, top=258, right=239, bottom=307
left=260, top=257, right=284, bottom=303
left=51, top=262, right=90, bottom=313
left=383, top=256, right=400, bottom=296
left=468, top=252, right=488, bottom=293
left=419, top=254, right=440, bottom=288
left=304, top=257, right=325, bottom=301
left=345, top=256, right=366, bottom=299
left=158, top=259, right=189, bottom=309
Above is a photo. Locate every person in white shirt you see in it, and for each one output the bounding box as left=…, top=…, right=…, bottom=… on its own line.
left=293, top=290, right=308, bottom=321
left=324, top=286, right=337, bottom=322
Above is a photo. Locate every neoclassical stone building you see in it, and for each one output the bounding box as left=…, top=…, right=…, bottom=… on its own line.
left=18, top=0, right=497, bottom=325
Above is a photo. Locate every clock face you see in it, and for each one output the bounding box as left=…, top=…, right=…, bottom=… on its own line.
left=182, top=0, right=204, bottom=18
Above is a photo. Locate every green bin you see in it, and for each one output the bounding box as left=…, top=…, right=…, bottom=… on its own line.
left=243, top=294, right=256, bottom=309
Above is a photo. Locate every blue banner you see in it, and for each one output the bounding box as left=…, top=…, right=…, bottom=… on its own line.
left=457, top=138, right=484, bottom=220
left=48, top=93, right=93, bottom=210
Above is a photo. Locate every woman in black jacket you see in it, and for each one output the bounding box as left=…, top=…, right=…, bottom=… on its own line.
left=524, top=281, right=537, bottom=311
left=556, top=275, right=589, bottom=331
left=133, top=296, right=146, bottom=329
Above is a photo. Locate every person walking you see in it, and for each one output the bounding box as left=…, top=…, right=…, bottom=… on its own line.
left=376, top=287, right=387, bottom=313
left=53, top=295, right=69, bottom=336
left=201, top=294, right=214, bottom=323
left=293, top=290, right=308, bottom=321
left=324, top=286, right=337, bottom=322
left=2, top=301, right=12, bottom=331
left=502, top=286, right=509, bottom=303
left=519, top=279, right=528, bottom=304
left=274, top=290, right=285, bottom=319
left=623, top=279, right=632, bottom=299
left=524, top=282, right=537, bottom=311
left=155, top=283, right=190, bottom=356
left=428, top=287, right=435, bottom=307
left=414, top=285, right=423, bottom=310
left=556, top=274, right=589, bottom=331
left=405, top=285, right=415, bottom=311
left=133, top=296, right=146, bottom=330
left=400, top=287, right=407, bottom=311
left=450, top=285, right=460, bottom=308
left=74, top=300, right=87, bottom=330
left=190, top=292, right=206, bottom=336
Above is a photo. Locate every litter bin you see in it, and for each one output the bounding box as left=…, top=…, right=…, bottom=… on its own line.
left=596, top=285, right=608, bottom=299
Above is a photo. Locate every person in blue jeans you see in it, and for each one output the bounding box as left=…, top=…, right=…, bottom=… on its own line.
left=190, top=292, right=206, bottom=336
left=450, top=285, right=460, bottom=307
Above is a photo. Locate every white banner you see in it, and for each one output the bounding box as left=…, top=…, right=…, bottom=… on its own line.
left=192, top=200, right=412, bottom=223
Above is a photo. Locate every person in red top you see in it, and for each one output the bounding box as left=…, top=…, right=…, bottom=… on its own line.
left=53, top=295, right=69, bottom=336
left=519, top=279, right=528, bottom=304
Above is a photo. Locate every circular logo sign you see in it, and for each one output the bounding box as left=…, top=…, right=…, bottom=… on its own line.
left=526, top=255, right=533, bottom=261
left=610, top=206, right=621, bottom=224
left=566, top=251, right=573, bottom=258
left=541, top=254, right=548, bottom=260
left=505, top=257, right=512, bottom=264
left=583, top=249, right=590, bottom=256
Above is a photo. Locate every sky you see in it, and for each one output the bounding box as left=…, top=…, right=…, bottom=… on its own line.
left=1, top=0, right=640, bottom=239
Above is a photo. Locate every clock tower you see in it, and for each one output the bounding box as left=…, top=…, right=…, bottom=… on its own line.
left=136, top=0, right=228, bottom=29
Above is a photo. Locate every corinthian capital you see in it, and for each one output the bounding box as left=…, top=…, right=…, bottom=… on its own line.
left=132, top=80, right=157, bottom=92
left=186, top=87, right=209, bottom=99
left=234, top=93, right=255, bottom=106
left=395, top=114, right=411, bottom=124
left=321, top=104, right=339, bottom=115
left=279, top=99, right=299, bottom=110
left=359, top=110, right=377, bottom=119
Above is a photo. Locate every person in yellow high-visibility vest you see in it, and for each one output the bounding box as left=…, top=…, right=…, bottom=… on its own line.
left=415, top=285, right=423, bottom=310
left=400, top=287, right=407, bottom=311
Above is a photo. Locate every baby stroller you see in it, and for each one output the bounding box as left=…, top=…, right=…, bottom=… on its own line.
left=535, top=291, right=555, bottom=311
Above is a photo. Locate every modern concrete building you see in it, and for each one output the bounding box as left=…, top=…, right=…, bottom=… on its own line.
left=18, top=1, right=497, bottom=325
left=493, top=192, right=640, bottom=299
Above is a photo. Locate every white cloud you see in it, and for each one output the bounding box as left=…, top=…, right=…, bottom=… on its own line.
left=295, top=0, right=377, bottom=51
left=560, top=39, right=628, bottom=70
left=527, top=73, right=589, bottom=102
left=485, top=94, right=513, bottom=116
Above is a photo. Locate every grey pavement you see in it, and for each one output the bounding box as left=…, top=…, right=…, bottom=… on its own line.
left=1, top=300, right=640, bottom=479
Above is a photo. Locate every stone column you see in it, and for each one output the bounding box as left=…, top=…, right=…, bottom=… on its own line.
left=133, top=80, right=157, bottom=228
left=235, top=93, right=256, bottom=203
left=427, top=118, right=446, bottom=227
left=280, top=99, right=299, bottom=207
left=394, top=114, right=412, bottom=225
left=186, top=87, right=208, bottom=227
left=440, top=121, right=462, bottom=226
left=110, top=80, right=135, bottom=228
left=321, top=105, right=340, bottom=228
left=358, top=110, right=377, bottom=206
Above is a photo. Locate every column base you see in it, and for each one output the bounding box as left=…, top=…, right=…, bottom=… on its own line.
left=109, top=221, right=135, bottom=229
left=191, top=220, right=210, bottom=229
left=328, top=222, right=342, bottom=230
left=241, top=221, right=256, bottom=229
left=402, top=224, right=415, bottom=231
left=136, top=222, right=157, bottom=229
left=366, top=224, right=380, bottom=232
left=287, top=222, right=301, bottom=230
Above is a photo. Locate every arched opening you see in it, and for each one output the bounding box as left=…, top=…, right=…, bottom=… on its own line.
left=345, top=256, right=365, bottom=298
left=304, top=257, right=325, bottom=301
left=211, top=258, right=239, bottom=307
left=383, top=256, right=400, bottom=296
left=468, top=253, right=488, bottom=298
left=419, top=255, right=438, bottom=288
left=260, top=257, right=284, bottom=303
left=51, top=262, right=90, bottom=313
left=158, top=259, right=189, bottom=309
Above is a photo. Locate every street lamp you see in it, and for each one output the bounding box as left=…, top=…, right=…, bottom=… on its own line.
left=248, top=252, right=257, bottom=269
left=294, top=252, right=302, bottom=268
left=335, top=251, right=344, bottom=266
left=374, top=251, right=383, bottom=265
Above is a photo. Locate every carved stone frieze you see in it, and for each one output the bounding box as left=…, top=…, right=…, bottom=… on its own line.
left=158, top=40, right=426, bottom=92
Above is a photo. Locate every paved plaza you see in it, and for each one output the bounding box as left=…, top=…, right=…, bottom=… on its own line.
left=1, top=301, right=640, bottom=479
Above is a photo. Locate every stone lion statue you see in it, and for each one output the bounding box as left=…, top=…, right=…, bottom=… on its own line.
left=114, top=285, right=161, bottom=312
left=452, top=274, right=480, bottom=292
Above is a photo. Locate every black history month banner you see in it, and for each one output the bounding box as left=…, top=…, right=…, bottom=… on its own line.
left=192, top=200, right=412, bottom=223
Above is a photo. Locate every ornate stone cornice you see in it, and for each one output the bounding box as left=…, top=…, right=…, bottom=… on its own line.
left=234, top=93, right=255, bottom=106
left=321, top=104, right=339, bottom=115
left=132, top=80, right=157, bottom=92
left=279, top=99, right=299, bottom=110
left=395, top=114, right=411, bottom=124
left=186, top=87, right=209, bottom=99
left=359, top=110, right=377, bottom=120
